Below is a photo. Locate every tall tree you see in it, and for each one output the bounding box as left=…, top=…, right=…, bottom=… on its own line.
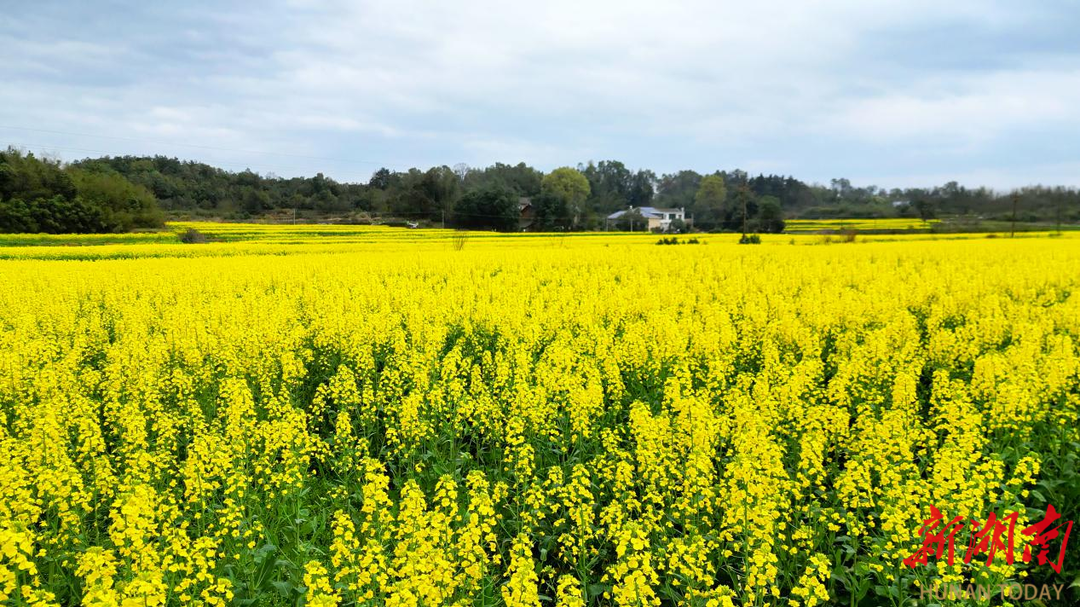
left=452, top=183, right=519, bottom=231
left=731, top=185, right=757, bottom=234
left=531, top=191, right=571, bottom=231
left=914, top=197, right=937, bottom=222
left=425, top=166, right=461, bottom=225
left=628, top=169, right=656, bottom=207
left=655, top=170, right=703, bottom=210
left=541, top=167, right=590, bottom=228
left=369, top=168, right=394, bottom=190
left=754, top=195, right=785, bottom=233
left=692, top=174, right=727, bottom=230
left=580, top=160, right=632, bottom=215
left=463, top=162, right=542, bottom=197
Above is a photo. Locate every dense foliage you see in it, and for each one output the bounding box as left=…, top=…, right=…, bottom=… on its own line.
left=61, top=153, right=1080, bottom=231
left=452, top=184, right=520, bottom=231
left=3, top=144, right=1077, bottom=233
left=0, top=226, right=1078, bottom=606
left=0, top=148, right=163, bottom=233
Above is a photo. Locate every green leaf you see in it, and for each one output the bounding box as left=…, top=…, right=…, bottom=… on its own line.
left=270, top=580, right=295, bottom=597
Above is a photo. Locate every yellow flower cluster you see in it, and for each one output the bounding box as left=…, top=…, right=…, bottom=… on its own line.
left=0, top=227, right=1077, bottom=605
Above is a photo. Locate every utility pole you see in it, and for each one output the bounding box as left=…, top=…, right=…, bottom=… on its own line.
left=740, top=186, right=749, bottom=238
left=1011, top=193, right=1018, bottom=238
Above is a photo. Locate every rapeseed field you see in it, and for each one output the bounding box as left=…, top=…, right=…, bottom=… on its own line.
left=0, top=225, right=1077, bottom=606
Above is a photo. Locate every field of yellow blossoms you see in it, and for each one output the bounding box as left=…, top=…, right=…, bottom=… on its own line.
left=1, top=223, right=1078, bottom=606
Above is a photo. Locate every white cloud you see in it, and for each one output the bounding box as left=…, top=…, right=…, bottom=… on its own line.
left=826, top=69, right=1080, bottom=144
left=1, top=0, right=1078, bottom=186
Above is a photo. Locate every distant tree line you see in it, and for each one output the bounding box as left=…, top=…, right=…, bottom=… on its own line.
left=0, top=148, right=163, bottom=233
left=3, top=146, right=1079, bottom=233
left=82, top=154, right=1078, bottom=231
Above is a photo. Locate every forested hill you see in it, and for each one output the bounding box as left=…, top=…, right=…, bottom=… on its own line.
left=0, top=148, right=163, bottom=234
left=75, top=155, right=1080, bottom=228
left=73, top=155, right=370, bottom=218
left=4, top=147, right=1079, bottom=234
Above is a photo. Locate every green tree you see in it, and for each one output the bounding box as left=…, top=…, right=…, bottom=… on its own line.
left=368, top=168, right=395, bottom=190
left=692, top=174, right=727, bottom=230
left=0, top=148, right=77, bottom=203
left=613, top=208, right=647, bottom=231
left=390, top=169, right=435, bottom=220
left=463, top=162, right=542, bottom=197
left=0, top=196, right=110, bottom=233
left=628, top=169, right=656, bottom=207
left=914, top=198, right=937, bottom=222
left=0, top=198, right=38, bottom=232
left=541, top=167, right=590, bottom=228
left=730, top=185, right=757, bottom=234
left=0, top=148, right=162, bottom=233
left=655, top=170, right=702, bottom=210
left=425, top=166, right=461, bottom=226
left=68, top=167, right=164, bottom=230
left=580, top=160, right=632, bottom=215
left=754, top=195, right=785, bottom=233
left=452, top=184, right=519, bottom=231
left=531, top=191, right=572, bottom=231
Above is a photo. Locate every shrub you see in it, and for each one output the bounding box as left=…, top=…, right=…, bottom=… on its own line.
left=0, top=195, right=110, bottom=234
left=739, top=234, right=761, bottom=244
left=655, top=237, right=703, bottom=246
left=179, top=228, right=208, bottom=244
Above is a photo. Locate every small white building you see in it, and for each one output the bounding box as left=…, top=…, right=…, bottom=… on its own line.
left=606, top=206, right=685, bottom=231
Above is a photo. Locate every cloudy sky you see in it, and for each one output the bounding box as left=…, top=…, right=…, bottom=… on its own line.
left=3, top=0, right=1079, bottom=189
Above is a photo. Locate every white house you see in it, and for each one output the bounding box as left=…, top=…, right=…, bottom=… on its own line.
left=606, top=206, right=686, bottom=232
